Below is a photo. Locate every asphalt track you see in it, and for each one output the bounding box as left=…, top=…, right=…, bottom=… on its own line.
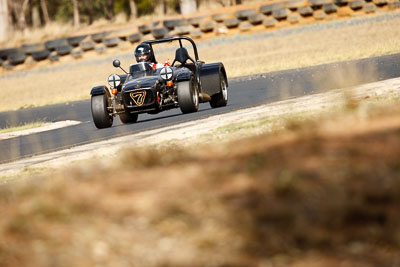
left=1, top=53, right=400, bottom=164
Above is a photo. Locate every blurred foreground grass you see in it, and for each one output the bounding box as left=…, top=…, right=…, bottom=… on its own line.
left=1, top=14, right=400, bottom=112
left=1, top=95, right=400, bottom=266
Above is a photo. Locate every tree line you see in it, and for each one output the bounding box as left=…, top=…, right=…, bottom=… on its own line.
left=0, top=0, right=243, bottom=42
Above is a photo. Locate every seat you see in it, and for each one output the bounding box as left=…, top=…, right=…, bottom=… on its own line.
left=171, top=47, right=195, bottom=66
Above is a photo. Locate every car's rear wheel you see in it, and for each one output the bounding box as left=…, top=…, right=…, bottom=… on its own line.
left=119, top=112, right=138, bottom=124
left=177, top=77, right=199, bottom=113
left=210, top=75, right=228, bottom=108
left=91, top=94, right=113, bottom=129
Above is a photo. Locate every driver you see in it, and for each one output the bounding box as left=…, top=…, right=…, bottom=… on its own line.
left=134, top=43, right=170, bottom=69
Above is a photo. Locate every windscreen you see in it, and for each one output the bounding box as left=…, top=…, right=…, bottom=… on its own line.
left=129, top=62, right=154, bottom=79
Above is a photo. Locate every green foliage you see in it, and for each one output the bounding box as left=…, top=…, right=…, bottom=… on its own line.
left=136, top=0, right=155, bottom=16
left=114, top=0, right=130, bottom=15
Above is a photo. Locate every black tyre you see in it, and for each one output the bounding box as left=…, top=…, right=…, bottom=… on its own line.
left=177, top=78, right=199, bottom=114
left=188, top=16, right=205, bottom=27
left=56, top=45, right=73, bottom=56
left=8, top=52, right=26, bottom=65
left=127, top=33, right=141, bottom=43
left=80, top=41, right=95, bottom=51
left=138, top=24, right=151, bottom=35
left=163, top=19, right=187, bottom=30
left=152, top=28, right=168, bottom=39
left=91, top=94, right=113, bottom=129
left=119, top=112, right=139, bottom=124
left=0, top=48, right=19, bottom=60
left=235, top=9, right=257, bottom=20
left=200, top=21, right=216, bottom=33
left=31, top=49, right=50, bottom=61
left=91, top=31, right=110, bottom=43
left=104, top=37, right=120, bottom=47
left=45, top=39, right=68, bottom=51
left=22, top=43, right=45, bottom=54
left=210, top=75, right=228, bottom=108
left=67, top=35, right=87, bottom=46
left=224, top=18, right=240, bottom=28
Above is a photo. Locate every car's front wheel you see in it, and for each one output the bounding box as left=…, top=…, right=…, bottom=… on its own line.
left=177, top=77, right=199, bottom=114
left=91, top=94, right=113, bottom=129
left=119, top=112, right=138, bottom=124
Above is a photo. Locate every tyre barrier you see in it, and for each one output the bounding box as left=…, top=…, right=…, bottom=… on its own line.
left=373, top=0, right=387, bottom=6
left=309, top=0, right=332, bottom=7
left=138, top=24, right=151, bottom=35
left=388, top=1, right=400, bottom=9
left=21, top=43, right=45, bottom=55
left=31, top=49, right=50, bottom=61
left=8, top=52, right=26, bottom=65
left=95, top=45, right=106, bottom=54
left=104, top=37, right=120, bottom=48
left=1, top=0, right=399, bottom=70
left=335, top=0, right=349, bottom=6
left=127, top=33, right=141, bottom=43
left=239, top=21, right=252, bottom=32
left=364, top=2, right=377, bottom=12
left=314, top=10, right=327, bottom=19
left=91, top=31, right=110, bottom=43
left=248, top=13, right=265, bottom=25
left=285, top=0, right=306, bottom=10
left=151, top=27, right=168, bottom=39
left=67, top=35, right=87, bottom=46
left=49, top=51, right=59, bottom=62
left=188, top=16, right=206, bottom=26
left=224, top=18, right=240, bottom=28
left=175, top=25, right=192, bottom=35
left=2, top=62, right=13, bottom=70
left=0, top=48, right=20, bottom=60
left=71, top=48, right=83, bottom=59
left=212, top=13, right=230, bottom=22
left=190, top=29, right=202, bottom=39
left=299, top=5, right=314, bottom=16
left=235, top=9, right=257, bottom=20
left=323, top=3, right=339, bottom=13
left=288, top=13, right=301, bottom=23
left=163, top=19, right=187, bottom=30
left=260, top=3, right=284, bottom=15
left=80, top=40, right=95, bottom=51
left=349, top=0, right=365, bottom=10
left=25, top=56, right=36, bottom=66
left=56, top=45, right=73, bottom=56
left=264, top=17, right=278, bottom=27
left=45, top=39, right=68, bottom=51
left=200, top=21, right=216, bottom=32
left=273, top=8, right=291, bottom=20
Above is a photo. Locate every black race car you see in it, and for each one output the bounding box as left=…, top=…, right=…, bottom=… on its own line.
left=90, top=36, right=228, bottom=129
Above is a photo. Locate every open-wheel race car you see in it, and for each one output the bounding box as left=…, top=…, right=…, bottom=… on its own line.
left=90, top=36, right=228, bottom=129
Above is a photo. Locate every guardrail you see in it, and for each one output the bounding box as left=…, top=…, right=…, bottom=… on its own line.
left=0, top=0, right=399, bottom=70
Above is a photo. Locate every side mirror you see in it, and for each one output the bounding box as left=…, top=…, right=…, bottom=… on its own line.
left=113, top=59, right=120, bottom=68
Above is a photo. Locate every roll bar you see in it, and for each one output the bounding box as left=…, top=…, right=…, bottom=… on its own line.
left=143, top=36, right=199, bottom=62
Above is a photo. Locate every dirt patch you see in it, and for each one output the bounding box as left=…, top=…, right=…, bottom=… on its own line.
left=1, top=78, right=400, bottom=266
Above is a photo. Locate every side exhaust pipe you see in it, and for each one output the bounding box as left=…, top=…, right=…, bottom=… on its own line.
left=199, top=92, right=211, bottom=103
